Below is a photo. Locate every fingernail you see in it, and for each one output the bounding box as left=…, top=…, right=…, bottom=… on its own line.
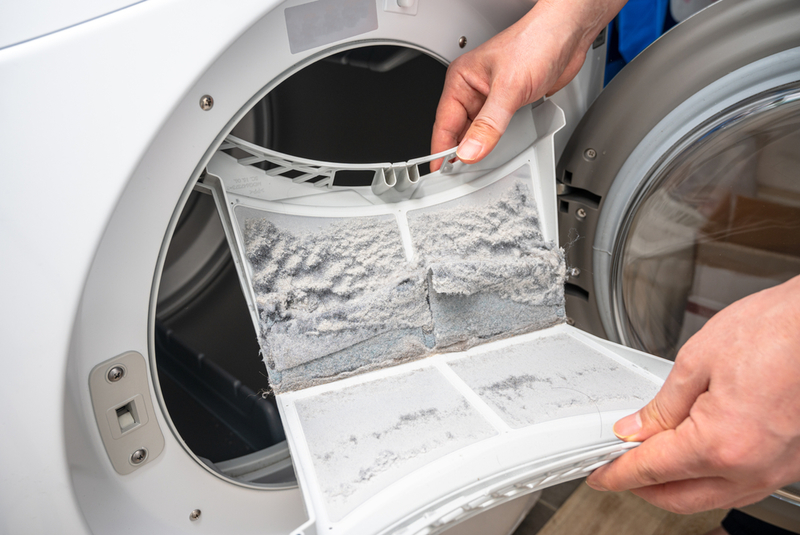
left=457, top=138, right=483, bottom=162
left=586, top=480, right=608, bottom=492
left=613, top=411, right=642, bottom=440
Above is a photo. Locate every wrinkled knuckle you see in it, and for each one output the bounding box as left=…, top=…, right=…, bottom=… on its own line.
left=447, top=56, right=468, bottom=73
left=660, top=488, right=718, bottom=514
left=444, top=62, right=471, bottom=87
left=670, top=348, right=696, bottom=375
left=469, top=118, right=502, bottom=140
left=751, top=469, right=783, bottom=492
left=708, top=441, right=749, bottom=472
left=644, top=398, right=674, bottom=431
left=674, top=341, right=701, bottom=369
left=634, top=460, right=663, bottom=488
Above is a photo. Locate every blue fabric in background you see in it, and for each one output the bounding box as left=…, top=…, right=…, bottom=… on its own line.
left=618, top=0, right=670, bottom=62
left=605, top=0, right=677, bottom=84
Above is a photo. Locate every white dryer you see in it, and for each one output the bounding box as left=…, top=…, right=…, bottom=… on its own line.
left=0, top=0, right=798, bottom=534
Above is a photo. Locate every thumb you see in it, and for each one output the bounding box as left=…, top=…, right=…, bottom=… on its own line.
left=456, top=90, right=518, bottom=165
left=614, top=356, right=710, bottom=442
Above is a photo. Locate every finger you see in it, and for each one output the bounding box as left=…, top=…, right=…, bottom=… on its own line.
left=431, top=97, right=471, bottom=165
left=430, top=114, right=469, bottom=172
left=631, top=478, right=772, bottom=514
left=430, top=74, right=484, bottom=171
left=456, top=85, right=518, bottom=164
left=613, top=350, right=711, bottom=442
left=632, top=478, right=736, bottom=514
left=726, top=489, right=775, bottom=510
left=587, top=419, right=709, bottom=492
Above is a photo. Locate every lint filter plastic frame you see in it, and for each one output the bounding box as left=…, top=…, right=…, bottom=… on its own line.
left=204, top=100, right=672, bottom=535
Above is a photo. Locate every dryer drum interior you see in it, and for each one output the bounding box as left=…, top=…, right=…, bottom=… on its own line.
left=153, top=45, right=448, bottom=485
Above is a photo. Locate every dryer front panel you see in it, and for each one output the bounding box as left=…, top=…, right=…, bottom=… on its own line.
left=53, top=1, right=610, bottom=535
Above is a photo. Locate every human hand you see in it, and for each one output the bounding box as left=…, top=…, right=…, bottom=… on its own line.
left=587, top=275, right=800, bottom=513
left=430, top=0, right=626, bottom=171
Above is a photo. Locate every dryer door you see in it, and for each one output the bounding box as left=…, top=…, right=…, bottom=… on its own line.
left=557, top=0, right=800, bottom=529
left=557, top=0, right=800, bottom=354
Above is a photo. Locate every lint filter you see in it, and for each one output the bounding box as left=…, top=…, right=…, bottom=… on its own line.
left=202, top=100, right=672, bottom=535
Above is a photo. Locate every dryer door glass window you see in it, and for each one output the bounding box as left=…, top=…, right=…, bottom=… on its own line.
left=616, top=84, right=800, bottom=359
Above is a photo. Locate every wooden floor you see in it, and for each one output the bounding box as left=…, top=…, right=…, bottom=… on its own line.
left=515, top=482, right=727, bottom=535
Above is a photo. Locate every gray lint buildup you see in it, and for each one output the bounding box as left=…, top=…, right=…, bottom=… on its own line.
left=448, top=333, right=661, bottom=429
left=243, top=174, right=566, bottom=392
left=292, top=368, right=496, bottom=521
left=408, top=177, right=566, bottom=350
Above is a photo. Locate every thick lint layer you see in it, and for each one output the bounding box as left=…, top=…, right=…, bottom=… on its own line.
left=409, top=177, right=565, bottom=350
left=244, top=214, right=432, bottom=389
left=243, top=174, right=566, bottom=392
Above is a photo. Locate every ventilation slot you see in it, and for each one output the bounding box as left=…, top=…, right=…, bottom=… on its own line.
left=222, top=134, right=459, bottom=196
left=564, top=283, right=589, bottom=301
left=557, top=185, right=601, bottom=209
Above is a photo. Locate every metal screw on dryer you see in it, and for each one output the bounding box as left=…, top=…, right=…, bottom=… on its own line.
left=130, top=449, right=147, bottom=465
left=107, top=366, right=125, bottom=382
left=199, top=95, right=214, bottom=111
